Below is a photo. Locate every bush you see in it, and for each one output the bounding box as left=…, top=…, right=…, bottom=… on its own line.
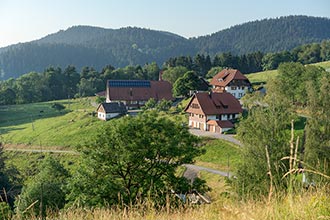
left=51, top=103, right=65, bottom=111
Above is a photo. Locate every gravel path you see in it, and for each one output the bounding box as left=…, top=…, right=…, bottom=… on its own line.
left=183, top=164, right=233, bottom=180
left=189, top=129, right=242, bottom=146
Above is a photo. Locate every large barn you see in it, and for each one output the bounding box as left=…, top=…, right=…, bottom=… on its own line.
left=106, top=80, right=173, bottom=108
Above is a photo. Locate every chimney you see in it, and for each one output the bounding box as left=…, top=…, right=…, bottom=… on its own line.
left=159, top=70, right=163, bottom=81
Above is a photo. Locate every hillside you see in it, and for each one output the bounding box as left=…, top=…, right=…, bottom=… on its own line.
left=245, top=60, right=330, bottom=84
left=193, top=15, right=330, bottom=55
left=1, top=15, right=330, bottom=79
left=0, top=27, right=196, bottom=79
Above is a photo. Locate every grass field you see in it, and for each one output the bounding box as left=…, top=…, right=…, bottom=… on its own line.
left=0, top=98, right=104, bottom=148
left=246, top=69, right=278, bottom=84
left=245, top=61, right=330, bottom=85
left=196, top=139, right=241, bottom=172
left=311, top=60, right=330, bottom=71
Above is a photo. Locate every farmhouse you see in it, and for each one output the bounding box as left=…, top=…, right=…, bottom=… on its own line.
left=96, top=102, right=127, bottom=121
left=210, top=69, right=252, bottom=99
left=184, top=92, right=243, bottom=133
left=106, top=80, right=173, bottom=108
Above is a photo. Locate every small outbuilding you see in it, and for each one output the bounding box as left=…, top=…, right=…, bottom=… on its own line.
left=96, top=102, right=127, bottom=121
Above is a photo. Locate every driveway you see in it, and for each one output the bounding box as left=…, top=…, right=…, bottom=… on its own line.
left=183, top=164, right=233, bottom=180
left=189, top=129, right=242, bottom=146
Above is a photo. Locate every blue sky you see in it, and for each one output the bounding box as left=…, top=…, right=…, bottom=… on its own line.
left=0, top=0, right=329, bottom=47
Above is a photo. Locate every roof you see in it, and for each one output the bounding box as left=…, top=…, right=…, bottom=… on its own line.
left=210, top=69, right=251, bottom=87
left=107, top=80, right=173, bottom=101
left=109, top=80, right=150, bottom=88
left=207, top=120, right=234, bottom=128
left=96, top=90, right=106, bottom=97
left=184, top=92, right=243, bottom=115
left=97, top=102, right=127, bottom=114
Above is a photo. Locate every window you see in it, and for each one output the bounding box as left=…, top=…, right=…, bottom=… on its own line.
left=231, top=86, right=237, bottom=90
left=191, top=103, right=200, bottom=109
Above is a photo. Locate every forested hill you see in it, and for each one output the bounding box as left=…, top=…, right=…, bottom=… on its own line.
left=193, top=15, right=330, bottom=55
left=0, top=27, right=196, bottom=79
left=1, top=15, right=330, bottom=79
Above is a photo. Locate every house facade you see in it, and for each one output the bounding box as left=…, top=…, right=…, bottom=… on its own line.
left=97, top=102, right=127, bottom=121
left=106, top=80, right=173, bottom=108
left=210, top=69, right=252, bottom=99
left=184, top=92, right=243, bottom=133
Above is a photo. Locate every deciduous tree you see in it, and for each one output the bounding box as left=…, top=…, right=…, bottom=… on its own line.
left=67, top=111, right=203, bottom=207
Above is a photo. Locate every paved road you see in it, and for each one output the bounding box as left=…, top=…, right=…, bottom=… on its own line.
left=189, top=129, right=242, bottom=146
left=183, top=164, right=233, bottom=180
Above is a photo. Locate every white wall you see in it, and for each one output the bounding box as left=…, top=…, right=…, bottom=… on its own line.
left=225, top=86, right=247, bottom=99
left=98, top=112, right=106, bottom=120
left=98, top=112, right=120, bottom=120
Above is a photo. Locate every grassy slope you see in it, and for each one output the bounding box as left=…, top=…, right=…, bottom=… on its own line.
left=196, top=139, right=241, bottom=172
left=0, top=98, right=104, bottom=148
left=245, top=60, right=330, bottom=84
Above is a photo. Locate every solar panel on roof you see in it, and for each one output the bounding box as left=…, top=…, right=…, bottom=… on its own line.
left=109, top=80, right=151, bottom=87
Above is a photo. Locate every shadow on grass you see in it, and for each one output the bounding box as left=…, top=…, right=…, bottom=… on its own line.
left=0, top=103, right=71, bottom=128
left=0, top=127, right=25, bottom=135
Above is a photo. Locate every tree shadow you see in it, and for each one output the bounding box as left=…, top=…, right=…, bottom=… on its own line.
left=0, top=104, right=71, bottom=129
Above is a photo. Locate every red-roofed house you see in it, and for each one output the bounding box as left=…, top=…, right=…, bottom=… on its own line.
left=184, top=92, right=243, bottom=133
left=210, top=69, right=252, bottom=99
left=106, top=80, right=173, bottom=108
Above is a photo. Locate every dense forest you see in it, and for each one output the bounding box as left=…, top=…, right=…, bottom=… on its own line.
left=193, top=15, right=330, bottom=55
left=1, top=15, right=330, bottom=79
left=0, top=39, right=330, bottom=105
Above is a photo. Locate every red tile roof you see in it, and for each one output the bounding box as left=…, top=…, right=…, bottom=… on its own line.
left=207, top=120, right=234, bottom=128
left=107, top=80, right=173, bottom=102
left=210, top=69, right=250, bottom=87
left=185, top=92, right=243, bottom=115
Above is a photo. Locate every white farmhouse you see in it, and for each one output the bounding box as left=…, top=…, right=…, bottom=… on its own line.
left=96, top=102, right=127, bottom=121
left=210, top=69, right=252, bottom=99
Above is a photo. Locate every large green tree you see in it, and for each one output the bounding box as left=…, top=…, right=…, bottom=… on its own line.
left=233, top=78, right=293, bottom=198
left=67, top=111, right=203, bottom=207
left=276, top=62, right=325, bottom=105
left=304, top=72, right=330, bottom=180
left=162, top=66, right=189, bottom=85
left=173, top=71, right=200, bottom=97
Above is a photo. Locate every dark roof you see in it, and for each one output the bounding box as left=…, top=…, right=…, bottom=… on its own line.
left=207, top=120, right=234, bottom=128
left=97, top=102, right=127, bottom=114
left=109, top=80, right=150, bottom=88
left=107, top=80, right=173, bottom=101
left=185, top=92, right=243, bottom=115
left=210, top=69, right=251, bottom=87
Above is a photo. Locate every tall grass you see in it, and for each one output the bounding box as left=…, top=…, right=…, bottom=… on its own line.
left=11, top=188, right=329, bottom=220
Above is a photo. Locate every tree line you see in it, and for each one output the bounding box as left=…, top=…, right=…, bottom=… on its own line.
left=1, top=40, right=330, bottom=105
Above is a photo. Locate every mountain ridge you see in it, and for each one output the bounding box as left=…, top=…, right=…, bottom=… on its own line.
left=1, top=15, right=330, bottom=79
